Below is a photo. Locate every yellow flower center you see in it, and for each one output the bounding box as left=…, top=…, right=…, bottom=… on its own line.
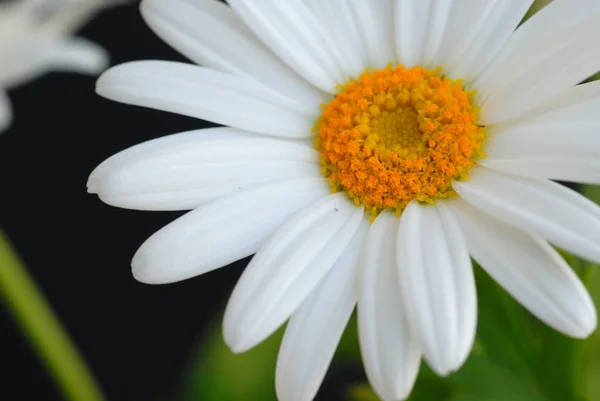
left=314, top=65, right=486, bottom=218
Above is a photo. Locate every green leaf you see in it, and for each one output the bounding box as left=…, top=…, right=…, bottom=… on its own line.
left=529, top=316, right=586, bottom=401
left=448, top=355, right=549, bottom=401
left=583, top=185, right=600, bottom=205
left=522, top=0, right=551, bottom=22
left=584, top=72, right=600, bottom=84
left=471, top=265, right=536, bottom=375
left=335, top=312, right=361, bottom=361
left=349, top=355, right=550, bottom=401
left=181, top=318, right=282, bottom=401
left=581, top=266, right=600, bottom=401
left=579, top=186, right=600, bottom=400
left=408, top=373, right=454, bottom=401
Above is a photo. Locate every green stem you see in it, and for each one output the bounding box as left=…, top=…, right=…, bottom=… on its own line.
left=0, top=230, right=105, bottom=401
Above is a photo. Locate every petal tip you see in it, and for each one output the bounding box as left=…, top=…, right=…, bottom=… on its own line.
left=222, top=325, right=252, bottom=354
left=131, top=251, right=165, bottom=285
left=571, top=311, right=598, bottom=339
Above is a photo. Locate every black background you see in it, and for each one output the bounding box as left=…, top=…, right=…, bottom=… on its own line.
left=0, top=3, right=352, bottom=400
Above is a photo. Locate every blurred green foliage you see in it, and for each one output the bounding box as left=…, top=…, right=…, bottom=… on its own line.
left=181, top=314, right=281, bottom=401
left=582, top=186, right=600, bottom=401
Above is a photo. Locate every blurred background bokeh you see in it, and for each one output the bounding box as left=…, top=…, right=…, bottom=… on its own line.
left=1, top=1, right=600, bottom=401
left=0, top=2, right=245, bottom=400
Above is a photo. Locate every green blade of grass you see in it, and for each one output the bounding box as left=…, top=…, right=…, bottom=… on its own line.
left=0, top=230, right=105, bottom=401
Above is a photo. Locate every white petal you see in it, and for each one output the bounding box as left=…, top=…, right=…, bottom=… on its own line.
left=223, top=194, right=364, bottom=353
left=87, top=127, right=260, bottom=189
left=481, top=158, right=600, bottom=185
left=427, top=0, right=492, bottom=71
left=227, top=0, right=346, bottom=92
left=484, top=97, right=600, bottom=160
left=276, top=220, right=368, bottom=401
left=96, top=61, right=316, bottom=138
left=482, top=84, right=600, bottom=184
left=0, top=43, right=41, bottom=88
left=524, top=77, right=600, bottom=118
left=347, top=0, right=395, bottom=70
left=439, top=1, right=533, bottom=82
left=396, top=201, right=476, bottom=376
left=131, top=177, right=330, bottom=284
left=0, top=89, right=13, bottom=133
left=91, top=136, right=320, bottom=210
left=477, top=0, right=600, bottom=84
left=396, top=0, right=472, bottom=69
left=449, top=199, right=597, bottom=338
left=419, top=0, right=456, bottom=68
left=477, top=4, right=600, bottom=124
left=140, top=0, right=326, bottom=106
left=394, top=0, right=432, bottom=68
left=303, top=0, right=368, bottom=78
left=358, top=211, right=421, bottom=401
left=45, top=38, right=109, bottom=75
left=453, top=167, right=600, bottom=264
left=1, top=37, right=107, bottom=88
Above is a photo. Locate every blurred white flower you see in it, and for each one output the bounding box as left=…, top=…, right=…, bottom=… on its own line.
left=0, top=0, right=121, bottom=132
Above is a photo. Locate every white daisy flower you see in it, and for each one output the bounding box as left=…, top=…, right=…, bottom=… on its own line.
left=89, top=1, right=600, bottom=400
left=0, top=0, right=121, bottom=132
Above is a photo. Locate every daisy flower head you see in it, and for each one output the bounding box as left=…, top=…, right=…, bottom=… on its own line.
left=0, top=0, right=122, bottom=133
left=89, top=1, right=600, bottom=400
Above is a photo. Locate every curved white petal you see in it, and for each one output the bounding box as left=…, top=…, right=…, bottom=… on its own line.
left=0, top=43, right=40, bottom=88
left=477, top=3, right=600, bottom=124
left=347, top=0, right=395, bottom=70
left=223, top=194, right=364, bottom=353
left=227, top=0, right=345, bottom=92
left=0, top=89, right=13, bottom=133
left=484, top=108, right=600, bottom=160
left=96, top=61, right=316, bottom=138
left=45, top=37, right=109, bottom=75
left=394, top=0, right=433, bottom=68
left=481, top=158, right=600, bottom=185
left=358, top=211, right=421, bottom=401
left=91, top=136, right=320, bottom=210
left=276, top=220, right=368, bottom=401
left=1, top=37, right=107, bottom=88
left=477, top=0, right=600, bottom=84
left=140, top=0, right=325, bottom=106
left=396, top=201, right=476, bottom=376
left=131, top=177, right=330, bottom=284
left=482, top=84, right=600, bottom=184
left=453, top=167, right=600, bottom=264
left=440, top=1, right=533, bottom=81
left=87, top=127, right=261, bottom=189
left=303, top=0, right=368, bottom=78
left=523, top=78, right=600, bottom=118
left=449, top=199, right=597, bottom=338
left=425, top=0, right=490, bottom=70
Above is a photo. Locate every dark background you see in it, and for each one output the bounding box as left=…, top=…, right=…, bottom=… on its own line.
left=0, top=3, right=356, bottom=400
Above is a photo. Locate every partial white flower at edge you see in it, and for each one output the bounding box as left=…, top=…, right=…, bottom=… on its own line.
left=88, top=1, right=600, bottom=401
left=0, top=0, right=122, bottom=133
